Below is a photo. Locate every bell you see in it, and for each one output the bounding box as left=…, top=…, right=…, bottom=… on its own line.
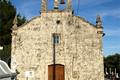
left=60, top=0, right=65, bottom=4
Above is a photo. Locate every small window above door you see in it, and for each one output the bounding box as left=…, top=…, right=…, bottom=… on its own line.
left=52, top=33, right=60, bottom=44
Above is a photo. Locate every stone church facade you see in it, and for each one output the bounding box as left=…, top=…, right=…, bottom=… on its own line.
left=11, top=0, right=104, bottom=80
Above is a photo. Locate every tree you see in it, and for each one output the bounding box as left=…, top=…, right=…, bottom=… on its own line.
left=104, top=53, right=120, bottom=77
left=0, top=0, right=26, bottom=65
left=17, top=13, right=26, bottom=26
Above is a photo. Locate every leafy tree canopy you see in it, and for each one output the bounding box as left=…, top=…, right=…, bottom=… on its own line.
left=104, top=53, right=120, bottom=76
left=0, top=0, right=26, bottom=64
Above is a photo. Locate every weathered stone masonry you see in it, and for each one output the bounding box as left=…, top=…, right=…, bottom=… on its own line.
left=11, top=0, right=104, bottom=80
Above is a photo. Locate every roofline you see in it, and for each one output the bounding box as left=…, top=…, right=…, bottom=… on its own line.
left=16, top=16, right=41, bottom=30
left=75, top=16, right=97, bottom=28
left=15, top=12, right=97, bottom=30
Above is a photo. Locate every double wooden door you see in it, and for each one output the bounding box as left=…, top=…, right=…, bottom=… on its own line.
left=48, top=64, right=64, bottom=80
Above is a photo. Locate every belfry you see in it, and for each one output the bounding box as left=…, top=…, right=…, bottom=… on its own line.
left=41, top=0, right=72, bottom=12
left=11, top=0, right=104, bottom=80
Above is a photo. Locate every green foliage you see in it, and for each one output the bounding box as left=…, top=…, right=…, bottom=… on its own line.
left=17, top=14, right=26, bottom=26
left=104, top=53, right=120, bottom=75
left=0, top=0, right=26, bottom=64
left=0, top=0, right=16, bottom=35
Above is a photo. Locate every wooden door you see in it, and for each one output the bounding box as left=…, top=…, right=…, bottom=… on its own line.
left=48, top=64, right=64, bottom=80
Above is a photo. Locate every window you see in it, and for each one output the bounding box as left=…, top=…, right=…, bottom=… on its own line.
left=53, top=33, right=60, bottom=44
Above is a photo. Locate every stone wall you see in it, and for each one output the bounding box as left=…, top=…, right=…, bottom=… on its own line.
left=11, top=11, right=104, bottom=80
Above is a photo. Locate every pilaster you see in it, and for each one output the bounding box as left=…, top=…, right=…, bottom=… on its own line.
left=41, top=0, right=47, bottom=13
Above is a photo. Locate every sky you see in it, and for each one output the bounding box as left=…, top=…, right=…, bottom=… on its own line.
left=11, top=0, right=120, bottom=56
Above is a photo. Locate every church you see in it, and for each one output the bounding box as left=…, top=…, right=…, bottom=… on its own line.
left=11, top=0, right=104, bottom=80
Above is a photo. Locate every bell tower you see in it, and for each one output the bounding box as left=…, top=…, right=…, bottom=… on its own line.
left=41, top=0, right=72, bottom=13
